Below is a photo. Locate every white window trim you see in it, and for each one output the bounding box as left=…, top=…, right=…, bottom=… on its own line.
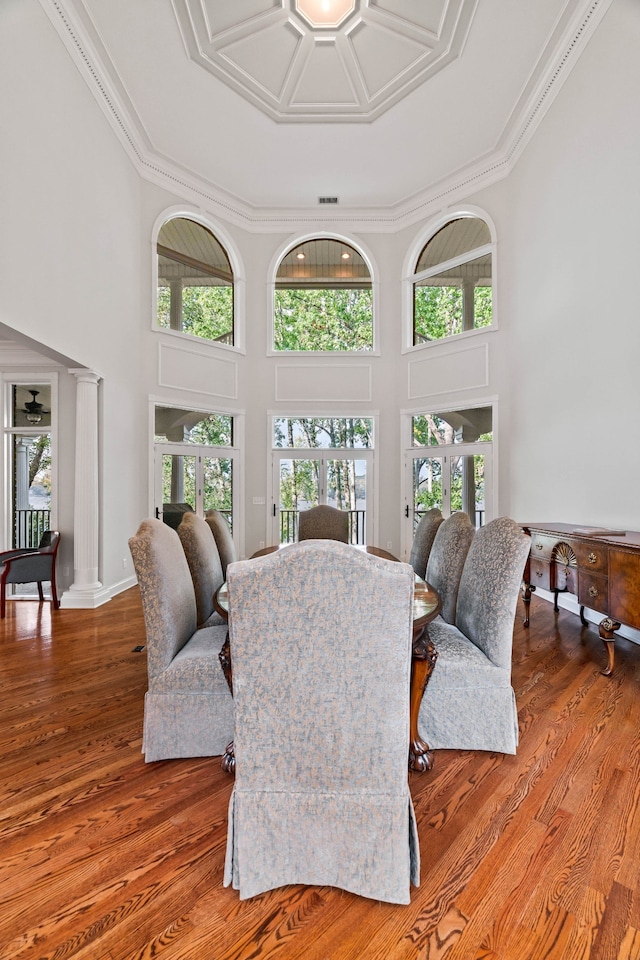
left=150, top=207, right=246, bottom=356
left=266, top=232, right=380, bottom=358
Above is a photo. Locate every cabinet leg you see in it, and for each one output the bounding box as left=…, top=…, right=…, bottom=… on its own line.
left=598, top=617, right=621, bottom=677
left=579, top=605, right=588, bottom=626
left=521, top=582, right=535, bottom=628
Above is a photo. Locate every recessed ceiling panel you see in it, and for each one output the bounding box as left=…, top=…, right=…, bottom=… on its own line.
left=173, top=0, right=478, bottom=120
left=202, top=0, right=281, bottom=36
left=291, top=41, right=358, bottom=106
left=349, top=21, right=428, bottom=100
left=219, top=21, right=301, bottom=101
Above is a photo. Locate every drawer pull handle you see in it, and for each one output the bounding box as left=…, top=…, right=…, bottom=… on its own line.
left=588, top=585, right=599, bottom=598
left=588, top=552, right=598, bottom=564
left=536, top=543, right=543, bottom=551
left=536, top=570, right=543, bottom=578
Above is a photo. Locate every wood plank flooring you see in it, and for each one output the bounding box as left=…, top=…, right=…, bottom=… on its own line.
left=1, top=588, right=639, bottom=959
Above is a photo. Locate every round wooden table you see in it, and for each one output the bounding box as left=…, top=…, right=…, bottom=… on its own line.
left=214, top=543, right=442, bottom=773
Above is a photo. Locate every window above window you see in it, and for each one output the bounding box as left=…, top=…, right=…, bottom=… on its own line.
left=274, top=238, right=373, bottom=352
left=412, top=217, right=493, bottom=345
left=157, top=218, right=234, bottom=346
left=412, top=406, right=493, bottom=446
left=154, top=406, right=233, bottom=446
left=274, top=417, right=374, bottom=449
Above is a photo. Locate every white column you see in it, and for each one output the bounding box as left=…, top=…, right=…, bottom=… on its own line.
left=61, top=369, right=110, bottom=608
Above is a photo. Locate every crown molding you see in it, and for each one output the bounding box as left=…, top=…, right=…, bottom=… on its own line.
left=39, top=0, right=614, bottom=234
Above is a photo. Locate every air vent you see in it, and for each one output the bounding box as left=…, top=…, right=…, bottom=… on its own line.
left=318, top=196, right=339, bottom=204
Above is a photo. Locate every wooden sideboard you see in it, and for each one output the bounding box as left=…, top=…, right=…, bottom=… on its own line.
left=521, top=522, right=640, bottom=676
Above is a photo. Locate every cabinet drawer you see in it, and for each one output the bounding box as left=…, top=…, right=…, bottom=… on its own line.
left=578, top=573, right=608, bottom=614
left=609, top=548, right=640, bottom=630
left=530, top=535, right=555, bottom=561
left=530, top=558, right=551, bottom=590
left=576, top=542, right=608, bottom=574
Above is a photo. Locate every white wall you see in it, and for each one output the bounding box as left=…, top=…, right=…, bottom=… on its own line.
left=471, top=0, right=640, bottom=529
left=0, top=0, right=146, bottom=593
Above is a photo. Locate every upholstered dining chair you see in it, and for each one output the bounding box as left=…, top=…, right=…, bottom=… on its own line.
left=297, top=504, right=349, bottom=542
left=205, top=510, right=236, bottom=578
left=0, top=530, right=61, bottom=618
left=129, top=518, right=233, bottom=762
left=409, top=508, right=444, bottom=580
left=425, top=512, right=476, bottom=624
left=223, top=540, right=419, bottom=903
left=177, top=512, right=225, bottom=627
left=418, top=517, right=530, bottom=754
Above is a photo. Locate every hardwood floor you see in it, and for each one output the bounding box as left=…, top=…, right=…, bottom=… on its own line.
left=1, top=588, right=639, bottom=959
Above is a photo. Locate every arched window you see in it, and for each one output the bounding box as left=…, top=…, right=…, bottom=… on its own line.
left=157, top=217, right=234, bottom=345
left=412, top=217, right=493, bottom=345
left=274, top=238, right=373, bottom=352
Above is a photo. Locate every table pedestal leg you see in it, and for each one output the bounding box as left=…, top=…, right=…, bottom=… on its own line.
left=409, top=626, right=438, bottom=773
left=219, top=633, right=235, bottom=773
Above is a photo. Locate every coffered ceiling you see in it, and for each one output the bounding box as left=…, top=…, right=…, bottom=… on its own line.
left=41, top=0, right=612, bottom=221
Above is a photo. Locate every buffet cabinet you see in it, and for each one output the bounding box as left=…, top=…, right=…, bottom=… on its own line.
left=521, top=522, right=640, bottom=675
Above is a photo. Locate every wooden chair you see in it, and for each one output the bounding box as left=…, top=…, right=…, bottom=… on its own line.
left=0, top=531, right=60, bottom=618
left=224, top=540, right=419, bottom=903
left=297, top=504, right=349, bottom=542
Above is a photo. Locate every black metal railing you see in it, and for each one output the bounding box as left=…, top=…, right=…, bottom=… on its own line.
left=279, top=509, right=366, bottom=546
left=14, top=509, right=51, bottom=549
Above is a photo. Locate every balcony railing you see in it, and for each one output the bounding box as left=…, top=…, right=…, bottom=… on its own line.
left=280, top=509, right=366, bottom=545
left=14, top=509, right=51, bottom=549
left=414, top=508, right=485, bottom=528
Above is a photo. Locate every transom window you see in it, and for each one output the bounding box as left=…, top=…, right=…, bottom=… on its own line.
left=156, top=217, right=234, bottom=345
left=412, top=217, right=493, bottom=345
left=274, top=238, right=373, bottom=352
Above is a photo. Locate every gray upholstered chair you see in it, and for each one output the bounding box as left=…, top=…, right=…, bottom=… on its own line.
left=177, top=512, right=225, bottom=627
left=418, top=517, right=530, bottom=754
left=128, top=518, right=233, bottom=762
left=205, top=510, right=236, bottom=578
left=0, top=530, right=60, bottom=618
left=409, top=508, right=444, bottom=579
left=223, top=540, right=419, bottom=903
left=425, top=512, right=476, bottom=624
left=297, top=504, right=349, bottom=542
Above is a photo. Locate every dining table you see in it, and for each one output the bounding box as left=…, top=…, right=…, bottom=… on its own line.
left=214, top=543, right=442, bottom=773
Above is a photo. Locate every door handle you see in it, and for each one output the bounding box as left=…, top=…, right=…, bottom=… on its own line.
left=405, top=505, right=409, bottom=518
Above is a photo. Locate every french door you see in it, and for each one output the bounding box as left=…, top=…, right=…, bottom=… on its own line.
left=154, top=443, right=237, bottom=531
left=404, top=443, right=492, bottom=556
left=272, top=450, right=372, bottom=545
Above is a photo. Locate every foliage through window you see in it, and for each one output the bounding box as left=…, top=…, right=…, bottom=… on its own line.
left=157, top=218, right=234, bottom=345
left=413, top=218, right=492, bottom=344
left=274, top=239, right=373, bottom=352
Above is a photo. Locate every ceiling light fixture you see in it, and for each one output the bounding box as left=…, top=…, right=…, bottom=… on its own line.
left=296, top=252, right=306, bottom=260
left=294, top=0, right=356, bottom=30
left=23, top=390, right=46, bottom=424
left=341, top=252, right=351, bottom=260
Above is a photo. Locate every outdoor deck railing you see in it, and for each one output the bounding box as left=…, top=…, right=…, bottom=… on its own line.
left=279, top=509, right=366, bottom=545
left=14, top=509, right=51, bottom=549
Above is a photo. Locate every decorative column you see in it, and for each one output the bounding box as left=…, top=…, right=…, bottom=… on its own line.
left=61, top=369, right=109, bottom=608
left=461, top=279, right=475, bottom=332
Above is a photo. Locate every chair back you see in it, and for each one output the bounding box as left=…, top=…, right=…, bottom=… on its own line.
left=38, top=530, right=61, bottom=554
left=205, top=510, right=236, bottom=577
left=177, top=512, right=224, bottom=626
left=409, top=508, right=444, bottom=579
left=128, top=518, right=197, bottom=678
left=297, top=504, right=349, bottom=542
left=425, top=512, right=475, bottom=623
left=455, top=517, right=530, bottom=669
left=225, top=539, right=418, bottom=902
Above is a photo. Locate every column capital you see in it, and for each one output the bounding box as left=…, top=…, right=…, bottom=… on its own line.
left=68, top=368, right=102, bottom=384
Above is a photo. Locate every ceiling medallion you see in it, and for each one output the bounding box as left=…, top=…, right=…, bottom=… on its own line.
left=172, top=0, right=478, bottom=122
left=294, top=0, right=357, bottom=30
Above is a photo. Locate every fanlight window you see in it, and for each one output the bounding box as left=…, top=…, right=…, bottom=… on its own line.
left=274, top=238, right=373, bottom=352
left=157, top=218, right=234, bottom=345
left=413, top=217, right=493, bottom=345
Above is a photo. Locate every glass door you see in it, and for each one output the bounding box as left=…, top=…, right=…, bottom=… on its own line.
left=154, top=445, right=235, bottom=532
